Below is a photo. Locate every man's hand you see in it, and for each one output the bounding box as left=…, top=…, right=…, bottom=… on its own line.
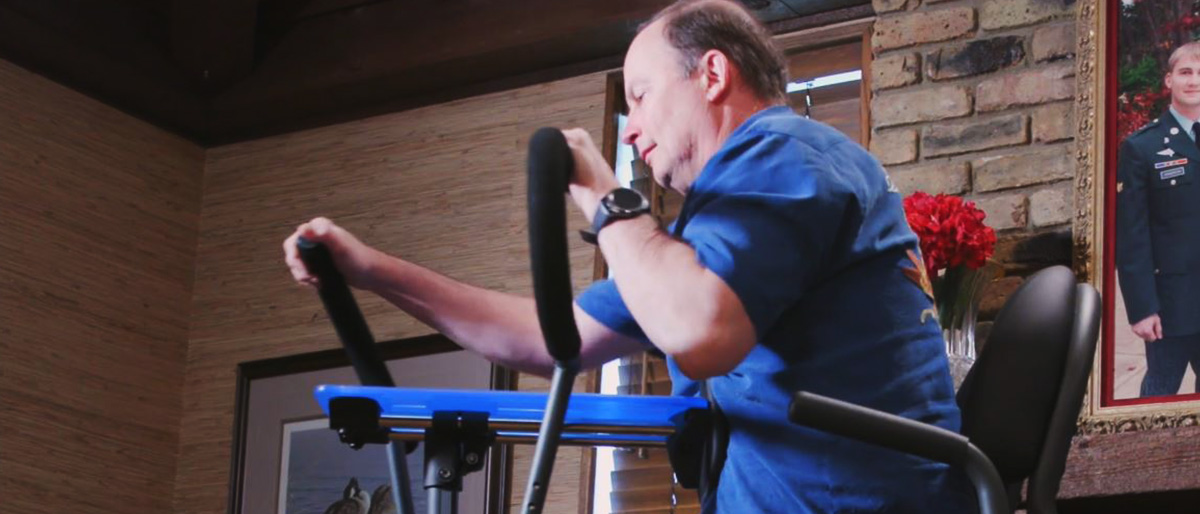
left=1132, top=313, right=1163, bottom=342
left=561, top=128, right=620, bottom=223
left=283, top=217, right=385, bottom=291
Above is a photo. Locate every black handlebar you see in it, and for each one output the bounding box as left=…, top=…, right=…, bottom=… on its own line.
left=789, top=391, right=968, bottom=464
left=296, top=236, right=395, bottom=388
left=526, top=127, right=582, bottom=364
left=788, top=391, right=1009, bottom=514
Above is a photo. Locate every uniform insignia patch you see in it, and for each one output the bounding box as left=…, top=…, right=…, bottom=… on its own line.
left=902, top=250, right=939, bottom=324
left=1157, top=148, right=1176, bottom=157
left=1161, top=167, right=1186, bottom=180
left=1155, top=158, right=1188, bottom=169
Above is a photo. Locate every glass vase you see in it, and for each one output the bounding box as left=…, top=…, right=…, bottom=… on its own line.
left=935, top=262, right=1000, bottom=390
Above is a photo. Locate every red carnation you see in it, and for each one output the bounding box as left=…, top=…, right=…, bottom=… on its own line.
left=902, top=191, right=997, bottom=278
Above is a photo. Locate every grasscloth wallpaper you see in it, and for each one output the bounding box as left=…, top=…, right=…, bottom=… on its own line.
left=0, top=58, right=205, bottom=513
left=2, top=54, right=609, bottom=514
left=180, top=71, right=609, bottom=514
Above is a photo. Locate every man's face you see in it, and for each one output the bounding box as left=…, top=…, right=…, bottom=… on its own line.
left=620, top=21, right=709, bottom=192
left=1166, top=54, right=1200, bottom=110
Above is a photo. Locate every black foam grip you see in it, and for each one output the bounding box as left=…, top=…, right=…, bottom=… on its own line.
left=526, top=128, right=582, bottom=363
left=296, top=236, right=395, bottom=387
left=788, top=391, right=969, bottom=467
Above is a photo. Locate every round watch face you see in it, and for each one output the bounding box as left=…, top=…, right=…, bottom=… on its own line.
left=605, top=188, right=646, bottom=214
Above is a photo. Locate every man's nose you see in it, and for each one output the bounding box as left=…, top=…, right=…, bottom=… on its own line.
left=620, top=122, right=639, bottom=146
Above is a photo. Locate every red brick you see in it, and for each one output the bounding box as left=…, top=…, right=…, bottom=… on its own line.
left=873, top=7, right=976, bottom=52
left=872, top=86, right=972, bottom=128
left=976, top=62, right=1075, bottom=112
left=1032, top=101, right=1075, bottom=143
left=870, top=128, right=918, bottom=165
left=971, top=146, right=1073, bottom=192
left=872, top=52, right=921, bottom=91
left=971, top=192, right=1028, bottom=231
left=1032, top=22, right=1076, bottom=62
left=1029, top=181, right=1073, bottom=227
left=922, top=114, right=1029, bottom=158
left=981, top=0, right=1074, bottom=30
left=887, top=160, right=970, bottom=195
left=925, top=36, right=1025, bottom=81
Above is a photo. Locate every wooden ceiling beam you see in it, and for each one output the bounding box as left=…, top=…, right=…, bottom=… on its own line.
left=170, top=0, right=260, bottom=95
left=0, top=0, right=873, bottom=145
left=205, top=18, right=636, bottom=143
left=226, top=0, right=671, bottom=98
left=0, top=1, right=207, bottom=142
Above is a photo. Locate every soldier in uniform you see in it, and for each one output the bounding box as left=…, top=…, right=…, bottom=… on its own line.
left=1116, top=41, right=1200, bottom=397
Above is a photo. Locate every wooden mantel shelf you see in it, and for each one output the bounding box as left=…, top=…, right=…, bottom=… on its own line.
left=1056, top=425, right=1200, bottom=513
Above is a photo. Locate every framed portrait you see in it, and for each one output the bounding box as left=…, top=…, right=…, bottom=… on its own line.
left=1078, top=0, right=1200, bottom=430
left=227, top=334, right=514, bottom=514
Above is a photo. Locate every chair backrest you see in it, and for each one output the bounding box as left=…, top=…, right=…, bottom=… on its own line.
left=955, top=266, right=1089, bottom=505
left=1025, top=283, right=1100, bottom=514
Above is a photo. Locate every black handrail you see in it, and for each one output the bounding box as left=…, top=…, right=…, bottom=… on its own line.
left=520, top=127, right=583, bottom=514
left=788, top=391, right=1008, bottom=514
left=296, top=238, right=418, bottom=514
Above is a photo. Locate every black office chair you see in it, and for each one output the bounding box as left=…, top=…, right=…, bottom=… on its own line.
left=788, top=265, right=1101, bottom=514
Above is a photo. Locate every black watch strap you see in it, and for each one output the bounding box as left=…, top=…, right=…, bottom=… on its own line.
left=580, top=187, right=649, bottom=245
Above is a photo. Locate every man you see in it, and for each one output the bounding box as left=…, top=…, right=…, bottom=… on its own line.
left=1116, top=41, right=1200, bottom=397
left=284, top=1, right=970, bottom=511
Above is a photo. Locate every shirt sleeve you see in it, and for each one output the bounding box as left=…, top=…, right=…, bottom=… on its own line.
left=1114, top=136, right=1160, bottom=323
left=575, top=278, right=652, bottom=346
left=683, top=135, right=851, bottom=340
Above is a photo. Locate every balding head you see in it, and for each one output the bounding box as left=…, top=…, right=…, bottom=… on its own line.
left=643, top=0, right=788, bottom=104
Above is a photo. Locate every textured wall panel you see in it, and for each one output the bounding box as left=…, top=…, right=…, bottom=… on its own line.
left=0, top=58, right=204, bottom=514
left=178, top=71, right=609, bottom=514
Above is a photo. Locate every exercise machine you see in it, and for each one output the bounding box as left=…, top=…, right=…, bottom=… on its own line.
left=296, top=128, right=719, bottom=514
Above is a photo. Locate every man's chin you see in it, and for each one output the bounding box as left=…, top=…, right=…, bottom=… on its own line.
left=1175, top=96, right=1200, bottom=108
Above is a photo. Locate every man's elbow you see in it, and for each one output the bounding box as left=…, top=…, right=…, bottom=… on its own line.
left=669, top=321, right=756, bottom=380
left=657, top=275, right=756, bottom=380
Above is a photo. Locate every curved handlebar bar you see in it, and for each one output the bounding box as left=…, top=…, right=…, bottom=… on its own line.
left=296, top=237, right=395, bottom=388
left=526, top=127, right=582, bottom=364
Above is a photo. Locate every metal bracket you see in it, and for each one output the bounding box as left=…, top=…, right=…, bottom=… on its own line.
left=424, top=411, right=494, bottom=492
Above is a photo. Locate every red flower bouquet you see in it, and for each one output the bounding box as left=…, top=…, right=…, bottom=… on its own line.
left=902, top=191, right=997, bottom=280
left=902, top=192, right=1000, bottom=382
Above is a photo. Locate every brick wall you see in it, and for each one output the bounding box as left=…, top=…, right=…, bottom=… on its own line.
left=868, top=0, right=1078, bottom=320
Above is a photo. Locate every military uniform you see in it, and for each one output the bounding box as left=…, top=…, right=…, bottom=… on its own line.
left=1116, top=109, right=1200, bottom=396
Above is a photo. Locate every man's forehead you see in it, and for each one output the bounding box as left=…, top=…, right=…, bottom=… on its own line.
left=624, top=26, right=676, bottom=91
left=1174, top=55, right=1200, bottom=71
left=625, top=21, right=670, bottom=64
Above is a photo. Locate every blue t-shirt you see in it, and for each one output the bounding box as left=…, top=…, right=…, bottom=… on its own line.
left=577, top=107, right=972, bottom=513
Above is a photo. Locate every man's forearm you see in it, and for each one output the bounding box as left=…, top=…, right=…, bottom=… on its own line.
left=365, top=255, right=557, bottom=375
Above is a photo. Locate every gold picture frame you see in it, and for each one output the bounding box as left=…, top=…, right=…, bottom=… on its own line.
left=1075, top=0, right=1200, bottom=433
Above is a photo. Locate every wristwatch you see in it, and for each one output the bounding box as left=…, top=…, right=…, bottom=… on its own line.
left=580, top=187, right=651, bottom=245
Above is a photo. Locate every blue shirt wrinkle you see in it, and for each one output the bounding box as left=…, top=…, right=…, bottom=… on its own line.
left=576, top=106, right=973, bottom=513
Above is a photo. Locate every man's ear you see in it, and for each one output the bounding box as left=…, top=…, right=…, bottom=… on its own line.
left=699, top=49, right=731, bottom=103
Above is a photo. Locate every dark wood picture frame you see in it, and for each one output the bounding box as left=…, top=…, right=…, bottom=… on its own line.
left=227, top=334, right=517, bottom=514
